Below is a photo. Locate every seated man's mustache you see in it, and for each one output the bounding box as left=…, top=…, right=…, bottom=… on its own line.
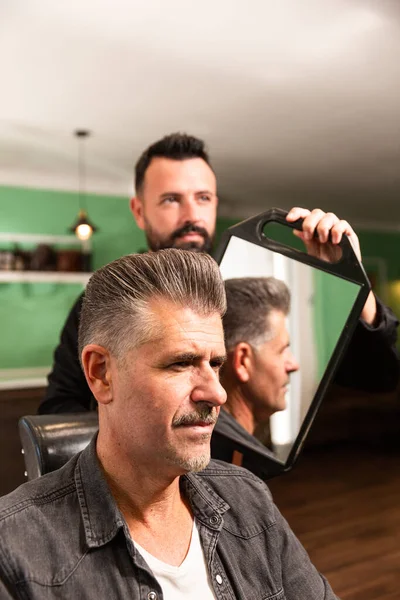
left=173, top=406, right=218, bottom=427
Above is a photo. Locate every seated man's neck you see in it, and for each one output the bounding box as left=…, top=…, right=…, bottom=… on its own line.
left=96, top=433, right=194, bottom=566
left=222, top=384, right=257, bottom=435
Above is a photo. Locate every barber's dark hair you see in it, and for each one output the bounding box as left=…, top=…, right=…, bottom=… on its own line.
left=134, top=132, right=212, bottom=194
left=223, top=277, right=291, bottom=351
left=78, top=249, right=226, bottom=363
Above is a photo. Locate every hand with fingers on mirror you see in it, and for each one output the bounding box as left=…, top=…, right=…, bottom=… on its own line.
left=286, top=207, right=377, bottom=327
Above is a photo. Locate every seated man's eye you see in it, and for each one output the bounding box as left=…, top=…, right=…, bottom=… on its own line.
left=171, top=361, right=191, bottom=369
left=211, top=361, right=224, bottom=372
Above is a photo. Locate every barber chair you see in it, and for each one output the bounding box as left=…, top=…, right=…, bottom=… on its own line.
left=18, top=413, right=99, bottom=480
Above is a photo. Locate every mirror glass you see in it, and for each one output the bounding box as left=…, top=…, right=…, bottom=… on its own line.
left=218, top=234, right=361, bottom=464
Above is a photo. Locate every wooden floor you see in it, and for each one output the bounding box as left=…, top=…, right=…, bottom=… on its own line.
left=268, top=440, right=400, bottom=600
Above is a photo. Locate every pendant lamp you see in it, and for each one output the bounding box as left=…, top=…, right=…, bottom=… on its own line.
left=69, top=130, right=98, bottom=241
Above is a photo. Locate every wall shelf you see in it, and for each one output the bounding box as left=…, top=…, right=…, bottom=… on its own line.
left=0, top=271, right=91, bottom=284
left=0, top=367, right=49, bottom=390
left=0, top=232, right=91, bottom=251
left=0, top=232, right=92, bottom=284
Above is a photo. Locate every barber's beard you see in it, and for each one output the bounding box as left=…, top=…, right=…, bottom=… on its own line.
left=144, top=220, right=214, bottom=254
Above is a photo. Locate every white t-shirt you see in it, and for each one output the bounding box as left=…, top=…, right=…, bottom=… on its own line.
left=133, top=520, right=217, bottom=600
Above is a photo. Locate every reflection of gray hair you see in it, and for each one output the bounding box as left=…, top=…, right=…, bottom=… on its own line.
left=223, top=277, right=290, bottom=350
left=78, top=249, right=226, bottom=362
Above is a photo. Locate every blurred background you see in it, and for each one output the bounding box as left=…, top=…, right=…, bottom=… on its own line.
left=1, top=2, right=400, bottom=597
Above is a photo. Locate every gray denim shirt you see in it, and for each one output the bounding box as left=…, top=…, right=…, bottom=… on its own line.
left=0, top=437, right=338, bottom=599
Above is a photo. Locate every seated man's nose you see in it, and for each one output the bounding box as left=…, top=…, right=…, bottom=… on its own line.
left=192, top=377, right=227, bottom=406
left=206, top=383, right=226, bottom=406
left=214, top=382, right=227, bottom=406
left=286, top=353, right=300, bottom=373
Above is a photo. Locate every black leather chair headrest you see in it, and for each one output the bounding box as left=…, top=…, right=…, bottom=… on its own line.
left=18, top=413, right=99, bottom=480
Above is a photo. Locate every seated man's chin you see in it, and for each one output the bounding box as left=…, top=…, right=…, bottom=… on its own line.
left=271, top=399, right=287, bottom=414
left=279, top=399, right=287, bottom=411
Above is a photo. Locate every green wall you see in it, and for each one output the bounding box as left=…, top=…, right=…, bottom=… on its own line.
left=313, top=270, right=361, bottom=378
left=1, top=186, right=400, bottom=370
left=1, top=185, right=144, bottom=370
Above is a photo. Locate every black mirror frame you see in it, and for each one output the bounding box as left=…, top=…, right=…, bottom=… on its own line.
left=213, top=207, right=371, bottom=478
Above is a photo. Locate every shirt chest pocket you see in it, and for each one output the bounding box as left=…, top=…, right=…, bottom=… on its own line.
left=217, top=522, right=286, bottom=600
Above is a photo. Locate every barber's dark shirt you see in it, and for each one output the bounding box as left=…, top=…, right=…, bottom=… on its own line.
left=0, top=437, right=338, bottom=600
left=38, top=294, right=400, bottom=415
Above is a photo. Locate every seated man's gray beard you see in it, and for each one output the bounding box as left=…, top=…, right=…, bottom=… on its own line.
left=165, top=440, right=211, bottom=473
left=145, top=222, right=214, bottom=254
left=165, top=405, right=218, bottom=472
left=167, top=452, right=211, bottom=473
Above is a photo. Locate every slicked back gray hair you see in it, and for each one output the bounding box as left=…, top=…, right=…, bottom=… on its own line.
left=78, top=249, right=226, bottom=363
left=223, top=277, right=290, bottom=351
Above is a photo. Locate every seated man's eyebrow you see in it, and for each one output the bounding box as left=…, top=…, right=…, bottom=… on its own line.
left=170, top=352, right=198, bottom=362
left=167, top=352, right=227, bottom=365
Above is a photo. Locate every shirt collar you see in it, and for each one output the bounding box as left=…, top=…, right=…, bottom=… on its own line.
left=75, top=437, right=231, bottom=548
left=75, top=435, right=127, bottom=549
left=181, top=469, right=230, bottom=531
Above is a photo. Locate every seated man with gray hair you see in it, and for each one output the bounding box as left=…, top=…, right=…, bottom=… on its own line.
left=222, top=276, right=297, bottom=431
left=212, top=276, right=298, bottom=468
left=0, top=249, right=338, bottom=599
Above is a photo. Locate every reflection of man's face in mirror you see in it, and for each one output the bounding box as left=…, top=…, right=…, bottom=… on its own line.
left=247, top=309, right=299, bottom=422
left=221, top=277, right=299, bottom=435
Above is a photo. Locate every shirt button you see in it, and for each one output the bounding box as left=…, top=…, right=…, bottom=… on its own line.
left=148, top=592, right=157, bottom=600
left=216, top=574, right=223, bottom=585
left=209, top=516, right=219, bottom=525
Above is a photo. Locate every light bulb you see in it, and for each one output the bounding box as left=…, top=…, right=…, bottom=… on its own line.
left=76, top=223, right=93, bottom=241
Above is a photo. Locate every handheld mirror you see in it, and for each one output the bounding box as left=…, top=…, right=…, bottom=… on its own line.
left=211, top=208, right=371, bottom=479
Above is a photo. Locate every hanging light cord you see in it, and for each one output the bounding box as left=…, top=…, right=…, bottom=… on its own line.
left=76, top=130, right=89, bottom=214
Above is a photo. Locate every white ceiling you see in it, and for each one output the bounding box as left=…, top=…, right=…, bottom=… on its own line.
left=1, top=0, right=400, bottom=227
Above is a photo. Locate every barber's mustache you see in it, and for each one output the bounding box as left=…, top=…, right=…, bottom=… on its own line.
left=173, top=406, right=218, bottom=427
left=171, top=222, right=210, bottom=242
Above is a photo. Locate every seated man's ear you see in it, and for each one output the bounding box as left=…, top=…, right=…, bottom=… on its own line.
left=232, top=343, right=253, bottom=383
left=81, top=345, right=113, bottom=404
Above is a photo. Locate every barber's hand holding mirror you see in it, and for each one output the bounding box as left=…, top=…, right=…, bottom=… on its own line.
left=287, top=207, right=357, bottom=262
left=287, top=207, right=377, bottom=327
left=212, top=207, right=371, bottom=480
